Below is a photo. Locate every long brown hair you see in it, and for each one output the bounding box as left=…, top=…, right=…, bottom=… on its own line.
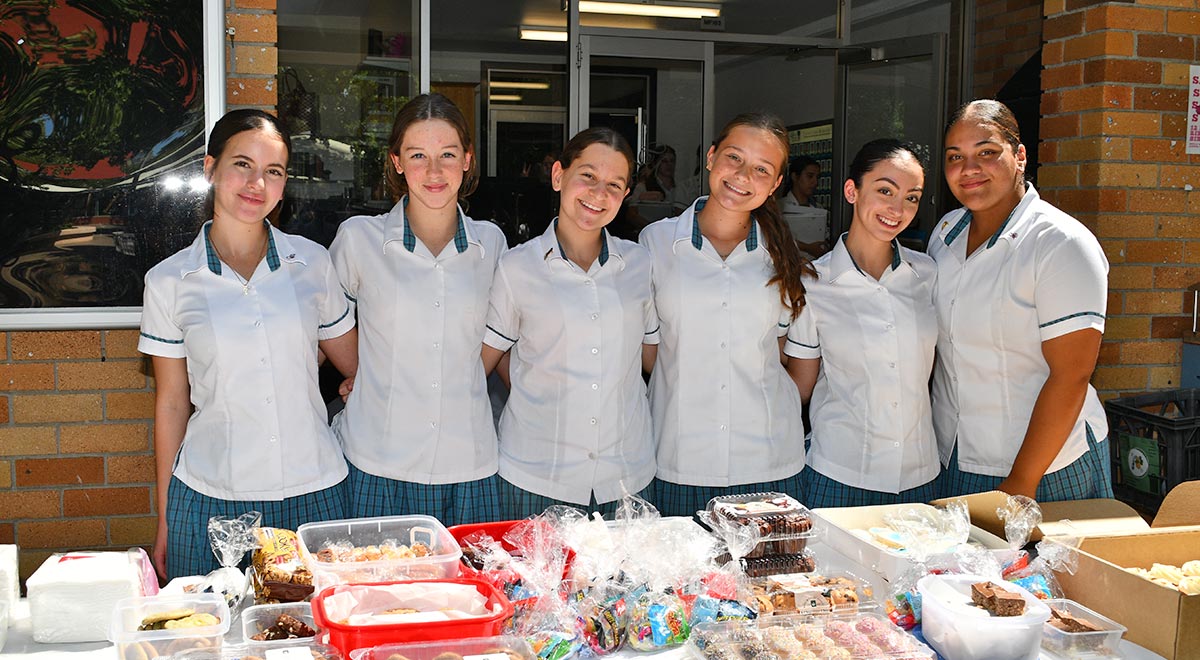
left=385, top=93, right=479, bottom=203
left=712, top=113, right=815, bottom=319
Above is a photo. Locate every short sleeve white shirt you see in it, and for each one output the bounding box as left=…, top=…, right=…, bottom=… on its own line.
left=138, top=222, right=354, bottom=500
left=784, top=235, right=939, bottom=493
left=778, top=195, right=830, bottom=245
left=639, top=197, right=805, bottom=486
left=928, top=183, right=1109, bottom=477
left=329, top=199, right=506, bottom=484
left=484, top=222, right=659, bottom=505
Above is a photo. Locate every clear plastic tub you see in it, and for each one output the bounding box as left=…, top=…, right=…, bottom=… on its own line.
left=347, top=635, right=534, bottom=660
left=1040, top=598, right=1127, bottom=659
left=751, top=571, right=877, bottom=617
left=240, top=602, right=317, bottom=648
left=916, top=574, right=1050, bottom=660
left=108, top=593, right=230, bottom=660
left=296, top=516, right=461, bottom=590
left=687, top=611, right=935, bottom=659
left=174, top=642, right=341, bottom=660
left=0, top=599, right=9, bottom=653
left=737, top=548, right=818, bottom=578
left=701, top=492, right=817, bottom=558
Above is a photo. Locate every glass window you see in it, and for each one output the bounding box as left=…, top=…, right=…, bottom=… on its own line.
left=275, top=0, right=418, bottom=246
left=0, top=0, right=205, bottom=309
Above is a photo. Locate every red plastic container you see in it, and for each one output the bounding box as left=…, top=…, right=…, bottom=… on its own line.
left=310, top=578, right=514, bottom=656
left=447, top=520, right=573, bottom=579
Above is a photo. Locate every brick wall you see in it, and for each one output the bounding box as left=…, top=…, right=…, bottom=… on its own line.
left=0, top=1, right=278, bottom=587
left=1038, top=0, right=1200, bottom=398
left=974, top=0, right=1046, bottom=98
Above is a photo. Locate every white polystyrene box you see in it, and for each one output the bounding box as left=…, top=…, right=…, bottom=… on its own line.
left=27, top=551, right=146, bottom=643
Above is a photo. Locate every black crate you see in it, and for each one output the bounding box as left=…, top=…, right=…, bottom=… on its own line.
left=1105, top=389, right=1200, bottom=513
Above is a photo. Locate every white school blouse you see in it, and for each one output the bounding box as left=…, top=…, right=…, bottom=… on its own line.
left=928, top=183, right=1109, bottom=477
left=138, top=222, right=354, bottom=500
left=639, top=197, right=805, bottom=487
left=329, top=199, right=506, bottom=484
left=484, top=222, right=659, bottom=505
left=784, top=235, right=939, bottom=493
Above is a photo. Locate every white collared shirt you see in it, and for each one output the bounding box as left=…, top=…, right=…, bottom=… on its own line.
left=778, top=196, right=829, bottom=245
left=928, top=183, right=1109, bottom=477
left=639, top=197, right=805, bottom=486
left=138, top=222, right=354, bottom=500
left=329, top=199, right=506, bottom=484
left=484, top=222, right=659, bottom=505
left=785, top=235, right=939, bottom=493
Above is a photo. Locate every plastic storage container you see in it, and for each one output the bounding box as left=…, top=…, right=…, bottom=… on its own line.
left=347, top=635, right=534, bottom=660
left=687, top=612, right=935, bottom=660
left=1040, top=598, right=1127, bottom=659
left=0, top=599, right=9, bottom=653
left=310, top=579, right=514, bottom=657
left=108, top=593, right=230, bottom=660
left=175, top=642, right=342, bottom=660
left=297, top=515, right=461, bottom=590
left=751, top=571, right=877, bottom=617
left=240, top=602, right=317, bottom=648
left=701, top=492, right=817, bottom=558
left=916, top=574, right=1050, bottom=660
left=1106, top=388, right=1200, bottom=513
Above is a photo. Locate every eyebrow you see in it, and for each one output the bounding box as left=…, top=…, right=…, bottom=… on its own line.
left=873, top=176, right=922, bottom=192
left=945, top=138, right=1002, bottom=151
left=404, top=144, right=462, bottom=152
left=232, top=153, right=286, bottom=169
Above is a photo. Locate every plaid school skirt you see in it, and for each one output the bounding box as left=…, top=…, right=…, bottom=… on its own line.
left=345, top=461, right=503, bottom=526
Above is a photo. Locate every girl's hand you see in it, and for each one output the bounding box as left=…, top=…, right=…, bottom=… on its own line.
left=339, top=376, right=356, bottom=401
left=152, top=522, right=169, bottom=581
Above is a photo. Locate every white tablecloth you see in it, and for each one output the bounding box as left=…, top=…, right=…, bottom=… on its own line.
left=0, top=540, right=1167, bottom=660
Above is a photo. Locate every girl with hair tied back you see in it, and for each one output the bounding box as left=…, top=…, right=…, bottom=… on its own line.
left=139, top=109, right=357, bottom=579
left=640, top=112, right=813, bottom=517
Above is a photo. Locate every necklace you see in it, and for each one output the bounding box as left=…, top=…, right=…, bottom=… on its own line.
left=211, top=231, right=269, bottom=295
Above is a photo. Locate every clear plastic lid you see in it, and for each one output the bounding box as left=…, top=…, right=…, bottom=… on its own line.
left=174, top=642, right=341, bottom=660
left=706, top=492, right=807, bottom=520
left=1040, top=598, right=1127, bottom=659
left=347, top=635, right=534, bottom=660
left=688, top=612, right=935, bottom=660
left=751, top=571, right=877, bottom=617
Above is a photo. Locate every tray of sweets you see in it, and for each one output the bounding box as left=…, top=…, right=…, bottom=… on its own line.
left=750, top=572, right=876, bottom=617
left=687, top=612, right=934, bottom=660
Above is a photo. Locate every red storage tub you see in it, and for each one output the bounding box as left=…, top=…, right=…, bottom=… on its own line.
left=310, top=578, right=513, bottom=656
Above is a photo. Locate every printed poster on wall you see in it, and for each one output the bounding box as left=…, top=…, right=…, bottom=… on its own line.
left=1189, top=65, right=1200, bottom=154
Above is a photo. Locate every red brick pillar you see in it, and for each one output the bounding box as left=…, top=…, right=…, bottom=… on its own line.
left=226, top=0, right=279, bottom=111
left=1040, top=1, right=1200, bottom=397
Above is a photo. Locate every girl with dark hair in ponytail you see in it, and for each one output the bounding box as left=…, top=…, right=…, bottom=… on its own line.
left=785, top=139, right=939, bottom=508
left=640, top=112, right=813, bottom=517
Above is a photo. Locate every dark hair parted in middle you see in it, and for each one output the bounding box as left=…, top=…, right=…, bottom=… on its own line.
left=846, top=138, right=926, bottom=187
left=385, top=93, right=479, bottom=202
left=945, top=99, right=1022, bottom=151
left=559, top=126, right=637, bottom=186
left=713, top=112, right=815, bottom=319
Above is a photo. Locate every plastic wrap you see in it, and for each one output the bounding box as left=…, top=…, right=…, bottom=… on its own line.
left=1004, top=535, right=1080, bottom=600
left=995, top=495, right=1042, bottom=551
left=880, top=500, right=971, bottom=562
left=252, top=527, right=315, bottom=603
left=883, top=544, right=1003, bottom=630
left=202, top=512, right=260, bottom=616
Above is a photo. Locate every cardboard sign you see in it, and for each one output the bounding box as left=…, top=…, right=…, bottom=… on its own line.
left=1189, top=65, right=1200, bottom=155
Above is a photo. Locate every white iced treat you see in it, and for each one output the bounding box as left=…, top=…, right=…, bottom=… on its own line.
left=27, top=551, right=146, bottom=643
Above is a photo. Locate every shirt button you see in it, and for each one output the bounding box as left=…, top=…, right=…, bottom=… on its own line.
left=433, top=343, right=440, bottom=349
left=720, top=342, right=727, bottom=349
left=585, top=280, right=594, bottom=286
left=889, top=362, right=896, bottom=369
left=269, top=435, right=277, bottom=443
left=877, top=286, right=884, bottom=292
left=430, top=421, right=438, bottom=429
left=892, top=402, right=899, bottom=408
left=254, top=320, right=261, bottom=327
left=720, top=384, right=727, bottom=391
left=588, top=452, right=598, bottom=460
left=591, top=313, right=599, bottom=320
left=592, top=383, right=599, bottom=390
left=719, top=424, right=727, bottom=431
left=260, top=358, right=266, bottom=365
left=894, top=442, right=901, bottom=448
left=435, top=263, right=442, bottom=270
left=590, top=417, right=597, bottom=425
left=591, top=348, right=598, bottom=354
left=431, top=382, right=439, bottom=388
left=265, top=397, right=272, bottom=404
left=722, top=264, right=729, bottom=270
left=722, top=302, right=728, bottom=309
left=433, top=300, right=441, bottom=307
left=886, top=323, right=894, bottom=330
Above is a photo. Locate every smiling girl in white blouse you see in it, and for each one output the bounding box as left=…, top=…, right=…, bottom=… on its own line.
left=482, top=127, right=658, bottom=518
left=139, top=109, right=357, bottom=579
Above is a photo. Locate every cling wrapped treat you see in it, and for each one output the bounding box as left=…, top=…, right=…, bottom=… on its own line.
left=996, top=495, right=1042, bottom=551
left=202, top=512, right=260, bottom=616
left=701, top=493, right=816, bottom=560
left=626, top=591, right=690, bottom=651
left=252, top=527, right=314, bottom=603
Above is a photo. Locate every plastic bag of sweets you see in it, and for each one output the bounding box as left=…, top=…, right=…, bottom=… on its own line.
left=201, top=512, right=260, bottom=616
left=251, top=527, right=314, bottom=603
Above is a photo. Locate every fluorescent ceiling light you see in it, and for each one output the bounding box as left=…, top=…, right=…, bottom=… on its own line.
left=577, top=1, right=719, bottom=19
left=489, top=94, right=523, bottom=102
left=520, top=26, right=568, bottom=41
left=491, top=81, right=552, bottom=90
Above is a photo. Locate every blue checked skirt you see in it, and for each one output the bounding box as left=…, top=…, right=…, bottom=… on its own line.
left=345, top=462, right=502, bottom=527
left=649, top=472, right=806, bottom=518
left=165, top=475, right=346, bottom=580
left=803, top=468, right=939, bottom=509
left=497, top=477, right=654, bottom=520
left=939, top=424, right=1113, bottom=502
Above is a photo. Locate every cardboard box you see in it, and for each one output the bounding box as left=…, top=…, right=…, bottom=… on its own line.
left=932, top=490, right=1150, bottom=542
left=1045, top=482, right=1200, bottom=660
left=1050, top=526, right=1200, bottom=660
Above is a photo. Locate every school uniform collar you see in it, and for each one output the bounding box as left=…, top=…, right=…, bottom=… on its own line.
left=382, top=196, right=480, bottom=257
left=938, top=182, right=1040, bottom=250
left=827, top=232, right=905, bottom=283
left=184, top=220, right=284, bottom=279
left=540, top=219, right=622, bottom=269
left=670, top=196, right=759, bottom=254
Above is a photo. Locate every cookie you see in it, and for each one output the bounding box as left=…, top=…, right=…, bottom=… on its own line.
left=163, top=612, right=221, bottom=629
